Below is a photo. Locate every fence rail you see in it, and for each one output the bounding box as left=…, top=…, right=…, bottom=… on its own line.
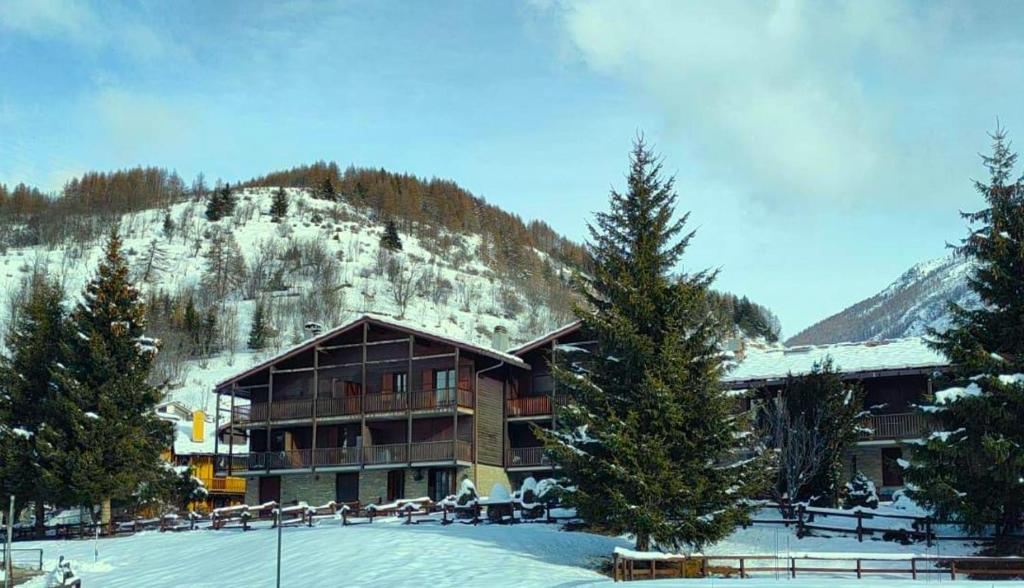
left=612, top=552, right=1024, bottom=582
left=0, top=548, right=44, bottom=571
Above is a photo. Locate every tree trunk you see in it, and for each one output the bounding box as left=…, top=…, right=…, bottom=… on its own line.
left=34, top=500, right=45, bottom=534
left=101, top=496, right=112, bottom=534
left=635, top=532, right=650, bottom=552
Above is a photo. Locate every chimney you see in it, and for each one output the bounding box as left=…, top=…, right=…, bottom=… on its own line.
left=491, top=325, right=510, bottom=352
left=191, top=410, right=205, bottom=443
left=304, top=322, right=324, bottom=337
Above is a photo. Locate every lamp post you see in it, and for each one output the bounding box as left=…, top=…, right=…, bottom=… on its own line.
left=276, top=505, right=283, bottom=588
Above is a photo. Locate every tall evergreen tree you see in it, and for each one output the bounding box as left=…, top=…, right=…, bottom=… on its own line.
left=541, top=138, right=766, bottom=552
left=64, top=227, right=170, bottom=528
left=0, top=275, right=74, bottom=531
left=380, top=219, right=403, bottom=251
left=270, top=186, right=289, bottom=222
left=905, top=128, right=1024, bottom=541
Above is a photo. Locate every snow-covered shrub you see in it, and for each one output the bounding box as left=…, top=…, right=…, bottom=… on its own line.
left=844, top=471, right=879, bottom=509
left=456, top=478, right=478, bottom=506
left=519, top=477, right=539, bottom=504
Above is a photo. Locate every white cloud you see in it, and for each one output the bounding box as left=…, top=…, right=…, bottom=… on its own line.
left=0, top=0, right=188, bottom=62
left=545, top=0, right=963, bottom=207
left=0, top=0, right=97, bottom=42
left=91, top=87, right=195, bottom=159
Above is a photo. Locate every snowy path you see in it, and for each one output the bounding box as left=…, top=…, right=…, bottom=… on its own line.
left=14, top=516, right=1011, bottom=587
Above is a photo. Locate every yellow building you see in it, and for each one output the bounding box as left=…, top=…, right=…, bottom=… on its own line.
left=156, top=401, right=247, bottom=512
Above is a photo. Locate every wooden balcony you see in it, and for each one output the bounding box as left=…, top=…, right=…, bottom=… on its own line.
left=863, top=412, right=932, bottom=440
left=236, top=387, right=473, bottom=423
left=507, top=394, right=567, bottom=418
left=235, top=441, right=473, bottom=470
left=205, top=476, right=246, bottom=494
left=507, top=446, right=551, bottom=468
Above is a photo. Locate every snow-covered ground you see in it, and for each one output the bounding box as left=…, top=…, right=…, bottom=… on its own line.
left=14, top=510, right=996, bottom=588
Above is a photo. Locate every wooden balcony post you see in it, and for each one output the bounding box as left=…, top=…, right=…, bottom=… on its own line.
left=214, top=389, right=220, bottom=470
left=311, top=346, right=319, bottom=470
left=267, top=367, right=275, bottom=473
left=360, top=321, right=368, bottom=466
left=407, top=335, right=414, bottom=455
left=229, top=384, right=237, bottom=475
left=453, top=347, right=460, bottom=467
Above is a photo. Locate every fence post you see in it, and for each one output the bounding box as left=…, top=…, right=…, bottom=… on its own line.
left=796, top=504, right=806, bottom=538
left=925, top=517, right=933, bottom=547
left=856, top=511, right=863, bottom=542
left=790, top=557, right=796, bottom=578
left=856, top=558, right=861, bottom=579
left=950, top=560, right=957, bottom=580
left=911, top=558, right=917, bottom=580
left=612, top=552, right=620, bottom=582
left=739, top=557, right=745, bottom=579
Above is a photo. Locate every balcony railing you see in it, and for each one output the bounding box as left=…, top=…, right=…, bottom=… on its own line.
left=234, top=441, right=473, bottom=470
left=205, top=476, right=246, bottom=494
left=507, top=395, right=568, bottom=417
left=507, top=446, right=550, bottom=468
left=317, top=395, right=361, bottom=418
left=237, top=387, right=474, bottom=423
left=863, top=412, right=932, bottom=440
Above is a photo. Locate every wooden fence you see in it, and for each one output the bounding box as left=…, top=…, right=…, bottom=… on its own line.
left=612, top=552, right=1024, bottom=582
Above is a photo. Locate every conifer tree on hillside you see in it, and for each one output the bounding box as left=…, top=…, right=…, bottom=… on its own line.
left=204, top=183, right=236, bottom=221
left=541, top=138, right=767, bottom=552
left=905, top=128, right=1024, bottom=541
left=63, top=227, right=170, bottom=528
left=380, top=219, right=403, bottom=251
left=247, top=298, right=272, bottom=350
left=270, top=187, right=289, bottom=222
left=0, top=275, right=74, bottom=532
left=318, top=177, right=337, bottom=201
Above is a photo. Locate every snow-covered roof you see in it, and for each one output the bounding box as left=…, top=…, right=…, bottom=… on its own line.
left=157, top=412, right=248, bottom=456
left=507, top=321, right=582, bottom=356
left=723, top=337, right=949, bottom=385
left=215, top=313, right=529, bottom=390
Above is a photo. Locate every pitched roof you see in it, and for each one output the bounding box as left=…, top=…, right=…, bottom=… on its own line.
left=507, top=321, right=582, bottom=356
left=215, top=313, right=529, bottom=390
left=723, top=336, right=949, bottom=385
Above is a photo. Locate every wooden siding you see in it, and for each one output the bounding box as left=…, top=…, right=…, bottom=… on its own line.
left=477, top=373, right=504, bottom=466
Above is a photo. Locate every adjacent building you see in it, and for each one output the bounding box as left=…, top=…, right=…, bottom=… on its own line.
left=723, top=337, right=949, bottom=497
left=156, top=401, right=247, bottom=511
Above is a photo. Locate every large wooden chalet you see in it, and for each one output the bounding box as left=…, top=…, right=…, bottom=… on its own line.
left=212, top=314, right=947, bottom=506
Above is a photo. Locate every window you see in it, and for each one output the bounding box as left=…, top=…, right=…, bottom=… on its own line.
left=434, top=369, right=455, bottom=404
left=393, top=372, right=408, bottom=394
left=881, top=447, right=904, bottom=487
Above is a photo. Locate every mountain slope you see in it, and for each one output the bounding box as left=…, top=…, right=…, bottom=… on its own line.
left=787, top=253, right=977, bottom=345
left=0, top=187, right=576, bottom=408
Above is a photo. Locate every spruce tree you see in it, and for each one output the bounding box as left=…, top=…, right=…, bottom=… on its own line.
left=541, top=138, right=766, bottom=552
left=318, top=177, right=337, bottom=201
left=905, top=128, right=1024, bottom=540
left=270, top=187, right=289, bottom=222
left=0, top=275, right=74, bottom=532
left=380, top=219, right=403, bottom=251
left=64, top=226, right=171, bottom=528
left=247, top=298, right=271, bottom=350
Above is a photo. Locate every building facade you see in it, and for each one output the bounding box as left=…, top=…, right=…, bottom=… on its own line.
left=213, top=315, right=947, bottom=506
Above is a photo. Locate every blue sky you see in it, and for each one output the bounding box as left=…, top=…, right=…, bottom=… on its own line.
left=2, top=0, right=1023, bottom=336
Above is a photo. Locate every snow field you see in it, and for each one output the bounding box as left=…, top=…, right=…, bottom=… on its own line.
left=15, top=507, right=992, bottom=588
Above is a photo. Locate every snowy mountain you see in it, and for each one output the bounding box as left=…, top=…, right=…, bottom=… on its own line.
left=0, top=187, right=576, bottom=410
left=787, top=253, right=977, bottom=345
